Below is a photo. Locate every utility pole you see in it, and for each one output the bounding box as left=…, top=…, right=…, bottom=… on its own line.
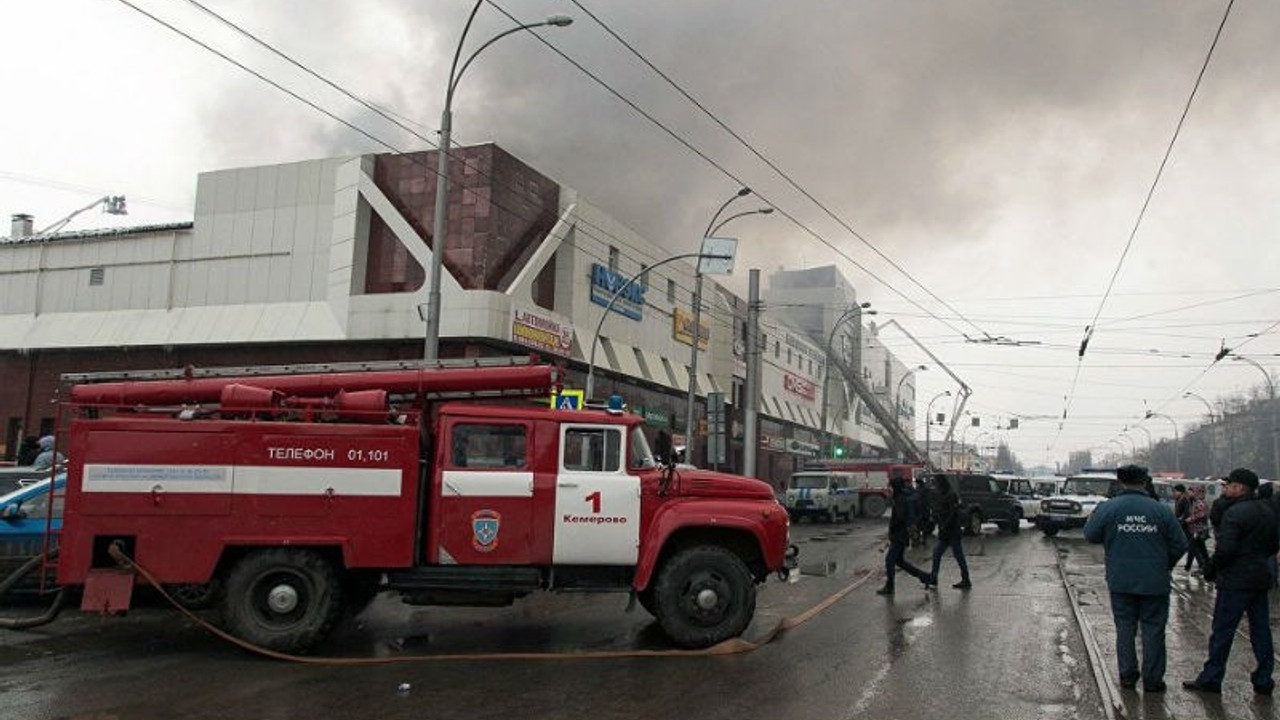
left=743, top=270, right=761, bottom=478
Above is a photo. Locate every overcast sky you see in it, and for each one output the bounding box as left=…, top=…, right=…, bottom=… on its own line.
left=4, top=0, right=1278, bottom=471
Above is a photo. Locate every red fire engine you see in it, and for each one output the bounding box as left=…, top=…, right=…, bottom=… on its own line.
left=53, top=357, right=793, bottom=653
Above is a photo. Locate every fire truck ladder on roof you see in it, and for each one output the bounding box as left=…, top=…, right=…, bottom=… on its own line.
left=60, top=354, right=543, bottom=385
left=61, top=355, right=561, bottom=415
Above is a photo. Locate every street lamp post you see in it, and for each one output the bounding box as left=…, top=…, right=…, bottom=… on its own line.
left=585, top=251, right=732, bottom=400
left=1115, top=433, right=1137, bottom=460
left=684, top=190, right=771, bottom=463
left=894, top=365, right=927, bottom=433
left=423, top=3, right=572, bottom=361
left=1232, top=356, right=1279, bottom=480
left=818, top=302, right=872, bottom=457
left=1184, top=391, right=1217, bottom=474
left=1144, top=410, right=1180, bottom=473
left=924, top=390, right=952, bottom=468
left=1109, top=439, right=1125, bottom=465
left=972, top=430, right=992, bottom=471
left=1127, top=425, right=1153, bottom=464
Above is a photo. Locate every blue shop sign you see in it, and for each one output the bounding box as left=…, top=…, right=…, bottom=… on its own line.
left=590, top=263, right=645, bottom=321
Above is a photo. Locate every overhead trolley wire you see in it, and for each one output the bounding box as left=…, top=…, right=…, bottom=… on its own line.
left=565, top=0, right=995, bottom=344
left=480, top=0, right=981, bottom=342
left=1054, top=0, right=1236, bottom=451
left=116, top=0, right=743, bottom=336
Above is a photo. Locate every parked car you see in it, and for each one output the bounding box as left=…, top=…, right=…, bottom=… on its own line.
left=0, top=475, right=63, bottom=596
left=938, top=472, right=1023, bottom=535
left=993, top=473, right=1049, bottom=521
left=0, top=466, right=54, bottom=495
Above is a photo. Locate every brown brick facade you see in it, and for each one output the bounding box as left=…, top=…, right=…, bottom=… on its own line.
left=365, top=144, right=560, bottom=296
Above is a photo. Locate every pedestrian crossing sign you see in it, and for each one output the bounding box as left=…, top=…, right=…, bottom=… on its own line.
left=550, top=389, right=584, bottom=411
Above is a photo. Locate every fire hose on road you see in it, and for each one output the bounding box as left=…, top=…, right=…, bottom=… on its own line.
left=0, top=549, right=67, bottom=630
left=103, top=543, right=874, bottom=664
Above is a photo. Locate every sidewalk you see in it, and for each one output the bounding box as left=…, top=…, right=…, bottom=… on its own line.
left=1060, top=540, right=1280, bottom=720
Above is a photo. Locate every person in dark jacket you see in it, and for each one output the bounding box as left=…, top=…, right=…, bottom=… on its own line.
left=1184, top=468, right=1279, bottom=696
left=876, top=476, right=932, bottom=596
left=15, top=435, right=40, bottom=466
left=928, top=474, right=972, bottom=589
left=912, top=477, right=934, bottom=547
left=1084, top=464, right=1186, bottom=693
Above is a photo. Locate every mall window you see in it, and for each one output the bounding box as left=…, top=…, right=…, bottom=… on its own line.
left=608, top=246, right=619, bottom=272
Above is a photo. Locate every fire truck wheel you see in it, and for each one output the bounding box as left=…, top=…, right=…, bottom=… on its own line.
left=860, top=495, right=887, bottom=518
left=222, top=549, right=343, bottom=654
left=652, top=546, right=755, bottom=648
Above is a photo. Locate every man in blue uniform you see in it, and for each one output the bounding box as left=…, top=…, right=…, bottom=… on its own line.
left=1184, top=467, right=1279, bottom=695
left=1084, top=464, right=1186, bottom=693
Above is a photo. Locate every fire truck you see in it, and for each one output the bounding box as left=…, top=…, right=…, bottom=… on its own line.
left=50, top=357, right=794, bottom=653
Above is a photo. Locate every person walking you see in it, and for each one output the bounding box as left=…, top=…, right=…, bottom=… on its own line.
left=31, top=435, right=64, bottom=471
left=1184, top=468, right=1279, bottom=696
left=1084, top=464, right=1187, bottom=693
left=15, top=436, right=40, bottom=467
left=1182, top=485, right=1211, bottom=573
left=928, top=474, right=972, bottom=589
left=876, top=476, right=932, bottom=596
left=910, top=477, right=932, bottom=547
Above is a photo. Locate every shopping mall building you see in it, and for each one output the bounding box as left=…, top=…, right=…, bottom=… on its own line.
left=0, top=144, right=916, bottom=488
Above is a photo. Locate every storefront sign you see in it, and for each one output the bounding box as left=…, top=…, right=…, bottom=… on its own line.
left=673, top=307, right=710, bottom=349
left=633, top=405, right=671, bottom=428
left=783, top=373, right=817, bottom=401
left=511, top=305, right=574, bottom=355
left=589, top=263, right=645, bottom=320
left=758, top=434, right=787, bottom=451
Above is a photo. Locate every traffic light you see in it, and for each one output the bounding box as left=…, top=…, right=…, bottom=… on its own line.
left=833, top=445, right=845, bottom=458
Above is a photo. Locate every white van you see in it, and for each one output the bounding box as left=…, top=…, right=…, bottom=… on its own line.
left=785, top=471, right=858, bottom=523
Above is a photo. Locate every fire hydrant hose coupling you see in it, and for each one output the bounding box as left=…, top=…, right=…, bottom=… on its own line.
left=106, top=541, right=134, bottom=570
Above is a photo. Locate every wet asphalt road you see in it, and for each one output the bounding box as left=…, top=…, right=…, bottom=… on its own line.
left=1, top=519, right=1271, bottom=719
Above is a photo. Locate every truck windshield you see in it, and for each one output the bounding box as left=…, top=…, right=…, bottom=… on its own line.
left=790, top=475, right=830, bottom=490
left=629, top=427, right=656, bottom=469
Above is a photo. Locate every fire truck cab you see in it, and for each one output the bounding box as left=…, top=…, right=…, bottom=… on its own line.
left=54, top=358, right=793, bottom=653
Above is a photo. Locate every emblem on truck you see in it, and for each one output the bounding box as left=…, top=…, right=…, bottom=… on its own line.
left=471, top=509, right=502, bottom=552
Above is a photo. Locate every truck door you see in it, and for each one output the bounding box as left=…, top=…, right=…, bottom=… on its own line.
left=436, top=420, right=536, bottom=565
left=552, top=424, right=640, bottom=565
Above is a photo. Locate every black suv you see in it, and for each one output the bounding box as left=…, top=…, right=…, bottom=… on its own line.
left=937, top=472, right=1023, bottom=535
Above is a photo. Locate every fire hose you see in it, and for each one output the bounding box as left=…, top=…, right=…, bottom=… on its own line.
left=0, top=549, right=67, bottom=629
left=105, top=543, right=873, bottom=664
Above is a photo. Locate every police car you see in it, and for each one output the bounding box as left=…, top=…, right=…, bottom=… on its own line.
left=1035, top=470, right=1117, bottom=537
left=0, top=475, right=63, bottom=595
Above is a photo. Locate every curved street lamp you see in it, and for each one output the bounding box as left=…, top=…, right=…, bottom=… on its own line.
left=1184, top=391, right=1217, bottom=473
left=895, top=365, right=927, bottom=430
left=924, top=390, right=952, bottom=467
left=818, top=302, right=873, bottom=457
left=585, top=251, right=731, bottom=400
left=424, top=4, right=573, bottom=361
left=972, top=429, right=992, bottom=470
left=1115, top=433, right=1137, bottom=459
left=1144, top=410, right=1180, bottom=473
left=1231, top=355, right=1279, bottom=479
left=684, top=189, right=770, bottom=461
